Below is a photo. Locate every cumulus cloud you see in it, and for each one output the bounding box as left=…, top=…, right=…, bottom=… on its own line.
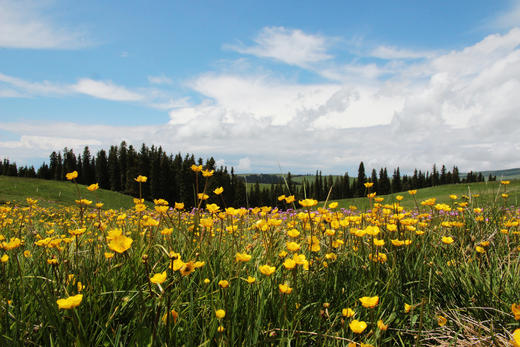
left=0, top=0, right=90, bottom=49
left=225, top=26, right=333, bottom=67
left=4, top=28, right=520, bottom=173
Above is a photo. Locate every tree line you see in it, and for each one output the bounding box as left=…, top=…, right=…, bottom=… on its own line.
left=1, top=142, right=492, bottom=208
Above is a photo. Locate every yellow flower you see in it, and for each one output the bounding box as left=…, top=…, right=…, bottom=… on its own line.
left=160, top=228, right=173, bottom=235
left=437, top=315, right=447, bottom=327
left=349, top=319, right=367, bottom=334
left=214, top=187, right=224, bottom=195
left=134, top=175, right=147, bottom=183
left=475, top=246, right=486, bottom=254
left=180, top=261, right=195, bottom=276
left=373, top=238, right=385, bottom=247
left=1, top=254, right=8, bottom=263
left=286, top=241, right=300, bottom=252
left=174, top=202, right=184, bottom=210
left=197, top=193, right=209, bottom=200
left=328, top=202, right=338, bottom=209
left=191, top=164, right=203, bottom=172
left=235, top=252, right=252, bottom=262
left=87, top=183, right=99, bottom=191
left=65, top=171, right=78, bottom=180
left=217, top=325, right=225, bottom=333
left=206, top=203, right=220, bottom=214
left=162, top=309, right=179, bottom=324
left=259, top=264, right=276, bottom=276
left=511, top=328, right=520, bottom=347
left=215, top=309, right=226, bottom=319
left=377, top=319, right=388, bottom=331
left=107, top=229, right=133, bottom=253
left=299, top=199, right=318, bottom=208
left=404, top=303, right=412, bottom=313
left=342, top=308, right=355, bottom=317
left=150, top=271, right=167, bottom=284
left=408, top=190, right=417, bottom=195
left=283, top=258, right=296, bottom=270
left=512, top=303, right=520, bottom=320
left=279, top=283, right=293, bottom=294
left=441, top=236, right=454, bottom=245
left=359, top=296, right=379, bottom=308
left=3, top=238, right=21, bottom=250
left=285, top=195, right=295, bottom=204
left=287, top=229, right=300, bottom=238
left=171, top=258, right=185, bottom=271
left=395, top=195, right=403, bottom=201
left=202, top=169, right=214, bottom=177
left=501, top=180, right=510, bottom=185
left=69, top=228, right=86, bottom=236
left=104, top=252, right=114, bottom=259
left=56, top=294, right=83, bottom=309
left=218, top=280, right=229, bottom=288
left=364, top=182, right=374, bottom=188
left=246, top=276, right=256, bottom=284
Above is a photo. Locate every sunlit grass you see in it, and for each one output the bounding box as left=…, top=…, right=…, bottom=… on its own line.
left=0, top=172, right=519, bottom=345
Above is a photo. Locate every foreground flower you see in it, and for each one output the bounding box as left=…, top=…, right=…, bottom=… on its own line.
left=512, top=303, right=520, bottom=320
left=65, top=171, right=78, bottom=180
left=214, top=186, right=224, bottom=195
left=259, top=264, right=276, bottom=276
left=342, top=308, right=355, bottom=317
left=87, top=183, right=99, bottom=191
left=150, top=271, right=167, bottom=284
left=134, top=175, right=147, bottom=183
left=404, top=303, right=412, bottom=313
left=107, top=228, right=133, bottom=253
left=215, top=309, right=226, bottom=319
left=377, top=319, right=388, bottom=331
left=299, top=199, right=318, bottom=208
left=279, top=283, right=293, bottom=294
left=349, top=320, right=367, bottom=334
left=441, top=236, right=454, bottom=245
left=437, top=315, right=447, bottom=327
left=218, top=280, right=229, bottom=288
left=235, top=252, right=252, bottom=262
left=57, top=294, right=83, bottom=309
left=511, top=328, right=520, bottom=347
left=359, top=296, right=379, bottom=308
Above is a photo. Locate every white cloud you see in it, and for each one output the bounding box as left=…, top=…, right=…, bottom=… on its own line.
left=226, top=26, right=333, bottom=67
left=370, top=45, right=437, bottom=60
left=488, top=0, right=520, bottom=30
left=72, top=79, right=144, bottom=102
left=0, top=0, right=90, bottom=49
left=4, top=28, right=520, bottom=174
left=237, top=157, right=251, bottom=172
left=148, top=75, right=173, bottom=85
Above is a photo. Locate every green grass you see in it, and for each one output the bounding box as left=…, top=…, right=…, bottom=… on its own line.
left=0, top=176, right=137, bottom=209
left=327, top=180, right=520, bottom=210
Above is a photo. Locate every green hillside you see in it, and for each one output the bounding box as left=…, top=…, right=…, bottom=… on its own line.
left=0, top=176, right=137, bottom=209
left=327, top=179, right=520, bottom=210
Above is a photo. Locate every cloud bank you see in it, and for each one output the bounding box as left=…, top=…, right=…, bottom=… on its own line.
left=2, top=26, right=520, bottom=174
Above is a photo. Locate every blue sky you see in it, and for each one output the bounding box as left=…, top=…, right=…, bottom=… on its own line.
left=1, top=0, right=520, bottom=173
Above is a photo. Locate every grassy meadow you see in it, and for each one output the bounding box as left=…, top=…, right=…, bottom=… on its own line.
left=0, top=170, right=519, bottom=346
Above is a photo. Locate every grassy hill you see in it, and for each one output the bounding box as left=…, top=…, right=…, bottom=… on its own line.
left=326, top=179, right=520, bottom=210
left=0, top=176, right=137, bottom=209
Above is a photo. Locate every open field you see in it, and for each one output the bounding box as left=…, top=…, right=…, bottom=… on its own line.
left=0, top=176, right=138, bottom=210
left=331, top=180, right=520, bottom=211
left=0, top=172, right=519, bottom=345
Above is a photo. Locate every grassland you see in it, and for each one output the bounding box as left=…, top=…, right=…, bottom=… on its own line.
left=0, top=176, right=137, bottom=209
left=0, top=174, right=519, bottom=345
